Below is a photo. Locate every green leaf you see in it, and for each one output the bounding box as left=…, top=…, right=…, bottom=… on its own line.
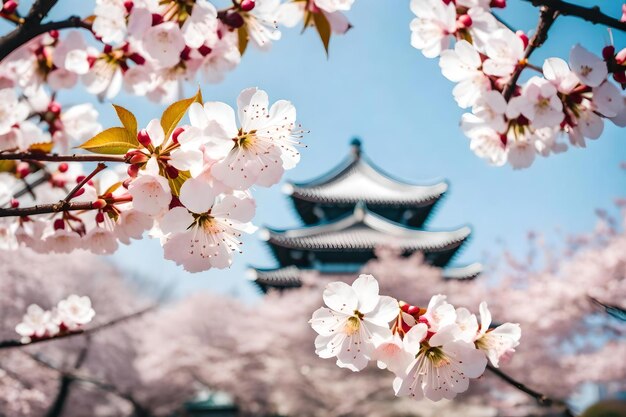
left=237, top=26, right=249, bottom=56
left=102, top=181, right=123, bottom=196
left=112, top=104, right=138, bottom=135
left=168, top=170, right=191, bottom=196
left=160, top=89, right=203, bottom=143
left=313, top=12, right=331, bottom=56
left=78, top=127, right=140, bottom=154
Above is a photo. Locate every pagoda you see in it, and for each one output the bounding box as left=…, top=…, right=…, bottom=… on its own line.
left=250, top=139, right=482, bottom=293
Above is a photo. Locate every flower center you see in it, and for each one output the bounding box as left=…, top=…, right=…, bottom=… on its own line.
left=236, top=129, right=258, bottom=149
left=580, top=65, right=592, bottom=77
left=344, top=315, right=361, bottom=336
left=420, top=345, right=450, bottom=368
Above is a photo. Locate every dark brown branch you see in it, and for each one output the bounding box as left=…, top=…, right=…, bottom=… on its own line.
left=0, top=200, right=97, bottom=217
left=487, top=365, right=574, bottom=416
left=522, top=0, right=626, bottom=32
left=0, top=152, right=129, bottom=163
left=0, top=306, right=156, bottom=349
left=503, top=6, right=559, bottom=100
left=0, top=0, right=92, bottom=62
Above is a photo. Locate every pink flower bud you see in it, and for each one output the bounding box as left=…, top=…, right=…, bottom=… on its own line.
left=240, top=0, right=255, bottom=12
left=616, top=48, right=626, bottom=65
left=457, top=14, right=472, bottom=29
left=57, top=162, right=69, bottom=173
left=137, top=129, right=152, bottom=148
left=95, top=212, right=105, bottom=223
left=49, top=29, right=59, bottom=39
left=93, top=199, right=107, bottom=209
left=73, top=187, right=86, bottom=198
left=2, top=1, right=18, bottom=14
left=47, top=101, right=62, bottom=115
left=516, top=30, right=529, bottom=49
left=172, top=126, right=185, bottom=144
left=129, top=153, right=148, bottom=164
left=124, top=0, right=133, bottom=13
left=53, top=219, right=65, bottom=230
left=10, top=199, right=19, bottom=208
left=602, top=45, right=615, bottom=61
left=405, top=305, right=420, bottom=315
left=490, top=0, right=506, bottom=8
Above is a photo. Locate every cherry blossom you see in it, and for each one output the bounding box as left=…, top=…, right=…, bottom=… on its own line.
left=15, top=304, right=59, bottom=342
left=56, top=295, right=96, bottom=330
left=310, top=274, right=399, bottom=371
left=475, top=302, right=521, bottom=368
left=409, top=0, right=457, bottom=58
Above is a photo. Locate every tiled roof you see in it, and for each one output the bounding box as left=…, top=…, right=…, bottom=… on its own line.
left=261, top=204, right=470, bottom=252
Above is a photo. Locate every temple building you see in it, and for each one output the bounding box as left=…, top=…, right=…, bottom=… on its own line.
left=249, top=138, right=482, bottom=293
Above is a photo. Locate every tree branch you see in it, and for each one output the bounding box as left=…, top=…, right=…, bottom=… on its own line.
left=487, top=365, right=574, bottom=416
left=0, top=306, right=156, bottom=349
left=522, top=0, right=626, bottom=32
left=0, top=200, right=97, bottom=218
left=62, top=162, right=106, bottom=203
left=0, top=0, right=92, bottom=62
left=0, top=152, right=129, bottom=163
left=503, top=6, right=559, bottom=100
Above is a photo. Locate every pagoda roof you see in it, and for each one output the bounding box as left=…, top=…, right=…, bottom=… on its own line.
left=248, top=263, right=482, bottom=293
left=261, top=204, right=470, bottom=252
left=284, top=139, right=448, bottom=206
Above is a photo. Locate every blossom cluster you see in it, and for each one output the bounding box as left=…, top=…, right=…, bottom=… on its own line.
left=410, top=0, right=626, bottom=169
left=0, top=0, right=357, bottom=103
left=2, top=88, right=305, bottom=272
left=310, top=275, right=521, bottom=401
left=15, top=295, right=96, bottom=343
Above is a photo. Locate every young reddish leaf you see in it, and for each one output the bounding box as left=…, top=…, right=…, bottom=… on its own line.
left=313, top=12, right=331, bottom=56
left=237, top=26, right=249, bottom=56
left=78, top=127, right=140, bottom=154
left=160, top=89, right=203, bottom=143
left=112, top=104, right=138, bottom=135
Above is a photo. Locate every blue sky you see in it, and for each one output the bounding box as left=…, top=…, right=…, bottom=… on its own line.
left=42, top=1, right=626, bottom=299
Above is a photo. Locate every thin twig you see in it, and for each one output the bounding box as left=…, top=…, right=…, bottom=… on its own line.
left=503, top=6, right=559, bottom=100
left=487, top=365, right=574, bottom=416
left=0, top=152, right=129, bottom=163
left=0, top=306, right=156, bottom=349
left=522, top=0, right=626, bottom=32
left=0, top=201, right=96, bottom=217
left=61, top=162, right=105, bottom=203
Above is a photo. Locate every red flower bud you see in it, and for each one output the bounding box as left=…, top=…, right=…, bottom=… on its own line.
left=16, top=162, right=30, bottom=178
left=10, top=198, right=19, bottom=208
left=490, top=0, right=506, bottom=8
left=124, top=0, right=134, bottom=13
left=516, top=30, right=529, bottom=49
left=48, top=29, right=59, bottom=39
left=457, top=14, right=472, bottom=29
left=614, top=70, right=626, bottom=84
left=128, top=52, right=145, bottom=65
left=151, top=13, right=163, bottom=26
left=198, top=45, right=212, bottom=56
left=401, top=320, right=412, bottom=333
left=53, top=219, right=65, bottom=230
left=47, top=101, right=62, bottom=115
left=93, top=198, right=107, bottom=209
left=127, top=164, right=140, bottom=178
left=166, top=165, right=179, bottom=179
left=58, top=162, right=69, bottom=173
left=2, top=1, right=18, bottom=14
left=220, top=10, right=244, bottom=29
left=73, top=187, right=85, bottom=198
left=95, top=212, right=105, bottom=223
left=405, top=305, right=420, bottom=315
left=602, top=45, right=615, bottom=61
left=137, top=129, right=152, bottom=148
left=240, top=0, right=255, bottom=12
left=172, top=126, right=185, bottom=144
left=129, top=153, right=148, bottom=164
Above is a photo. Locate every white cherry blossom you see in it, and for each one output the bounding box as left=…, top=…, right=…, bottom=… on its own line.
left=569, top=44, right=608, bottom=88
left=420, top=294, right=456, bottom=332
left=142, top=22, right=186, bottom=68
left=506, top=77, right=563, bottom=129
left=439, top=40, right=490, bottom=108
left=182, top=0, right=219, bottom=49
left=15, top=304, right=59, bottom=340
left=592, top=81, right=624, bottom=118
left=475, top=302, right=521, bottom=367
left=56, top=295, right=96, bottom=330
left=310, top=274, right=399, bottom=371
left=409, top=0, right=456, bottom=58
left=482, top=28, right=525, bottom=77
left=543, top=57, right=579, bottom=94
